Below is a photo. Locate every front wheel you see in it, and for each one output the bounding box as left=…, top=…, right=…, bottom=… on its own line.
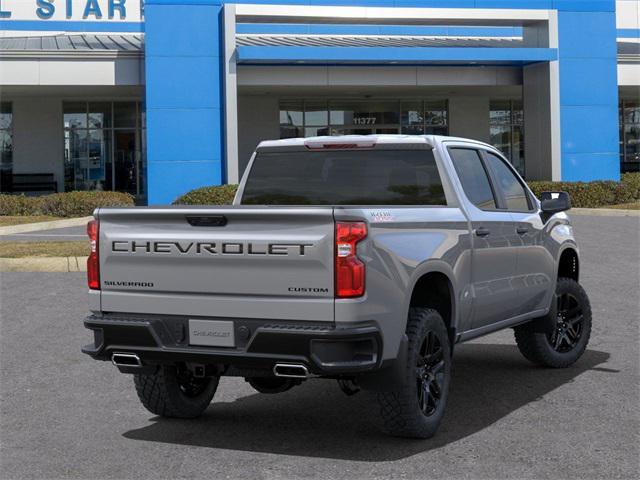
left=376, top=308, right=452, bottom=439
left=514, top=277, right=592, bottom=368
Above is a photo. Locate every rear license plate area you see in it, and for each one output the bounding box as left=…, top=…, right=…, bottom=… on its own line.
left=188, top=319, right=235, bottom=347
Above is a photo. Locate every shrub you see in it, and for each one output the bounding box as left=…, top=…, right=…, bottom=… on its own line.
left=173, top=184, right=239, bottom=205
left=527, top=180, right=618, bottom=208
left=39, top=191, right=135, bottom=217
left=618, top=172, right=640, bottom=203
left=527, top=173, right=640, bottom=208
left=0, top=195, right=43, bottom=216
left=0, top=191, right=135, bottom=217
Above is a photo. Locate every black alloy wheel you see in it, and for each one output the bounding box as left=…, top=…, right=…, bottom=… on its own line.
left=514, top=277, right=592, bottom=368
left=376, top=308, right=451, bottom=438
left=548, top=292, right=585, bottom=353
left=416, top=330, right=446, bottom=417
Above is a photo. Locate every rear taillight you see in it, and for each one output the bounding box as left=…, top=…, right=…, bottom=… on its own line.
left=87, top=219, right=100, bottom=290
left=335, top=222, right=367, bottom=298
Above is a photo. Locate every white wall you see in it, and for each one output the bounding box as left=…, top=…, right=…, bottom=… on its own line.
left=617, top=0, right=640, bottom=30
left=11, top=97, right=65, bottom=192
left=237, top=95, right=280, bottom=177
left=0, top=57, right=143, bottom=86
left=618, top=64, right=640, bottom=86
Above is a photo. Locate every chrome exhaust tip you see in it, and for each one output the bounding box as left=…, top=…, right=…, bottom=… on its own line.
left=111, top=352, right=142, bottom=368
left=273, top=363, right=309, bottom=379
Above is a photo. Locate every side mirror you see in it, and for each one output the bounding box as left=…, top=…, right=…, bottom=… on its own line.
left=539, top=191, right=571, bottom=215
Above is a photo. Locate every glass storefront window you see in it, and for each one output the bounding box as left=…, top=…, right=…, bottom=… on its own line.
left=490, top=99, right=525, bottom=176
left=88, top=102, right=112, bottom=129
left=402, top=125, right=425, bottom=135
left=0, top=103, right=12, bottom=130
left=305, top=127, right=330, bottom=137
left=620, top=100, right=640, bottom=172
left=490, top=125, right=512, bottom=159
left=63, top=102, right=87, bottom=129
left=63, top=101, right=146, bottom=199
left=401, top=101, right=423, bottom=126
left=489, top=100, right=511, bottom=125
left=330, top=101, right=400, bottom=127
left=512, top=100, right=524, bottom=125
left=623, top=101, right=640, bottom=124
left=280, top=99, right=449, bottom=139
left=304, top=101, right=328, bottom=127
left=427, top=126, right=448, bottom=136
left=114, top=102, right=137, bottom=128
left=0, top=102, right=12, bottom=193
left=425, top=100, right=447, bottom=126
left=65, top=129, right=111, bottom=192
left=279, top=101, right=303, bottom=139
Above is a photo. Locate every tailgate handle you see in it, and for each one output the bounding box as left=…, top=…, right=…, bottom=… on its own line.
left=186, top=215, right=227, bottom=227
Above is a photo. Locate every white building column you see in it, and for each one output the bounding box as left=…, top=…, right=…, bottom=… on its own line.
left=522, top=10, right=561, bottom=181
left=223, top=3, right=240, bottom=184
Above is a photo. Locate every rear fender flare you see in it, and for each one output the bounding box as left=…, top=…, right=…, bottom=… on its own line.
left=402, top=260, right=459, bottom=339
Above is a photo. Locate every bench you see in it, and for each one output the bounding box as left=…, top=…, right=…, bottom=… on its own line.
left=11, top=173, right=58, bottom=194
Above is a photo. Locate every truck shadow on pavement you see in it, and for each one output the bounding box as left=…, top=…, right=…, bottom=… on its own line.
left=123, top=344, right=610, bottom=461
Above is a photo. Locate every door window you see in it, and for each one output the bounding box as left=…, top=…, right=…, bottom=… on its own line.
left=484, top=152, right=531, bottom=211
left=448, top=148, right=498, bottom=210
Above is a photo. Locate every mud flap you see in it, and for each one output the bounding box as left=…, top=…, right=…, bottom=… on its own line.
left=357, top=334, right=408, bottom=392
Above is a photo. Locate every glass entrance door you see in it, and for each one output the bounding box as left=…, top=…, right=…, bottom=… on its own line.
left=114, top=131, right=140, bottom=196
left=63, top=102, right=146, bottom=199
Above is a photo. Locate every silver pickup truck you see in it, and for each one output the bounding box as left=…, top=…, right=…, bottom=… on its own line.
left=82, top=135, right=592, bottom=438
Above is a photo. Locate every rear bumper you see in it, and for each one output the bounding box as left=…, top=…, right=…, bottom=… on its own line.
left=82, top=313, right=382, bottom=376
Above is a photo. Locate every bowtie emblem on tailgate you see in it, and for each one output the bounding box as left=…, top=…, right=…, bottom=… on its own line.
left=111, top=241, right=314, bottom=256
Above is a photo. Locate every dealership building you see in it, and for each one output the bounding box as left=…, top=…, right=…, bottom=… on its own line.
left=0, top=0, right=638, bottom=204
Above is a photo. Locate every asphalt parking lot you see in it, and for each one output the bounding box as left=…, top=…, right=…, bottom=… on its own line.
left=1, top=214, right=638, bottom=480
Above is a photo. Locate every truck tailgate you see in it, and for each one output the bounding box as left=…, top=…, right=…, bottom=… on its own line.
left=96, top=207, right=335, bottom=322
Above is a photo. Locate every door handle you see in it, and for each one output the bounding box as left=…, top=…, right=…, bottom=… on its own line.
left=475, top=227, right=491, bottom=237
left=516, top=226, right=529, bottom=235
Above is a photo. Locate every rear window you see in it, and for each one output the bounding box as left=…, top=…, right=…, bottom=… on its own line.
left=241, top=149, right=447, bottom=206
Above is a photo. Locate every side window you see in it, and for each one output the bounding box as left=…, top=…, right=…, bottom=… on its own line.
left=448, top=148, right=498, bottom=210
left=484, top=152, right=531, bottom=211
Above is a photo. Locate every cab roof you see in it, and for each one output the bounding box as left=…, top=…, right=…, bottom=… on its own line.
left=256, top=134, right=493, bottom=150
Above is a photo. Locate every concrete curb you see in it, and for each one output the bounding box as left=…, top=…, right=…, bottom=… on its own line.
left=0, top=256, right=87, bottom=272
left=570, top=208, right=640, bottom=217
left=0, top=216, right=93, bottom=236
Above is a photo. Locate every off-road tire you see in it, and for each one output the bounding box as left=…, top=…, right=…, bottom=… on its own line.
left=514, top=277, right=592, bottom=368
left=134, top=365, right=219, bottom=418
left=376, top=308, right=451, bottom=439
